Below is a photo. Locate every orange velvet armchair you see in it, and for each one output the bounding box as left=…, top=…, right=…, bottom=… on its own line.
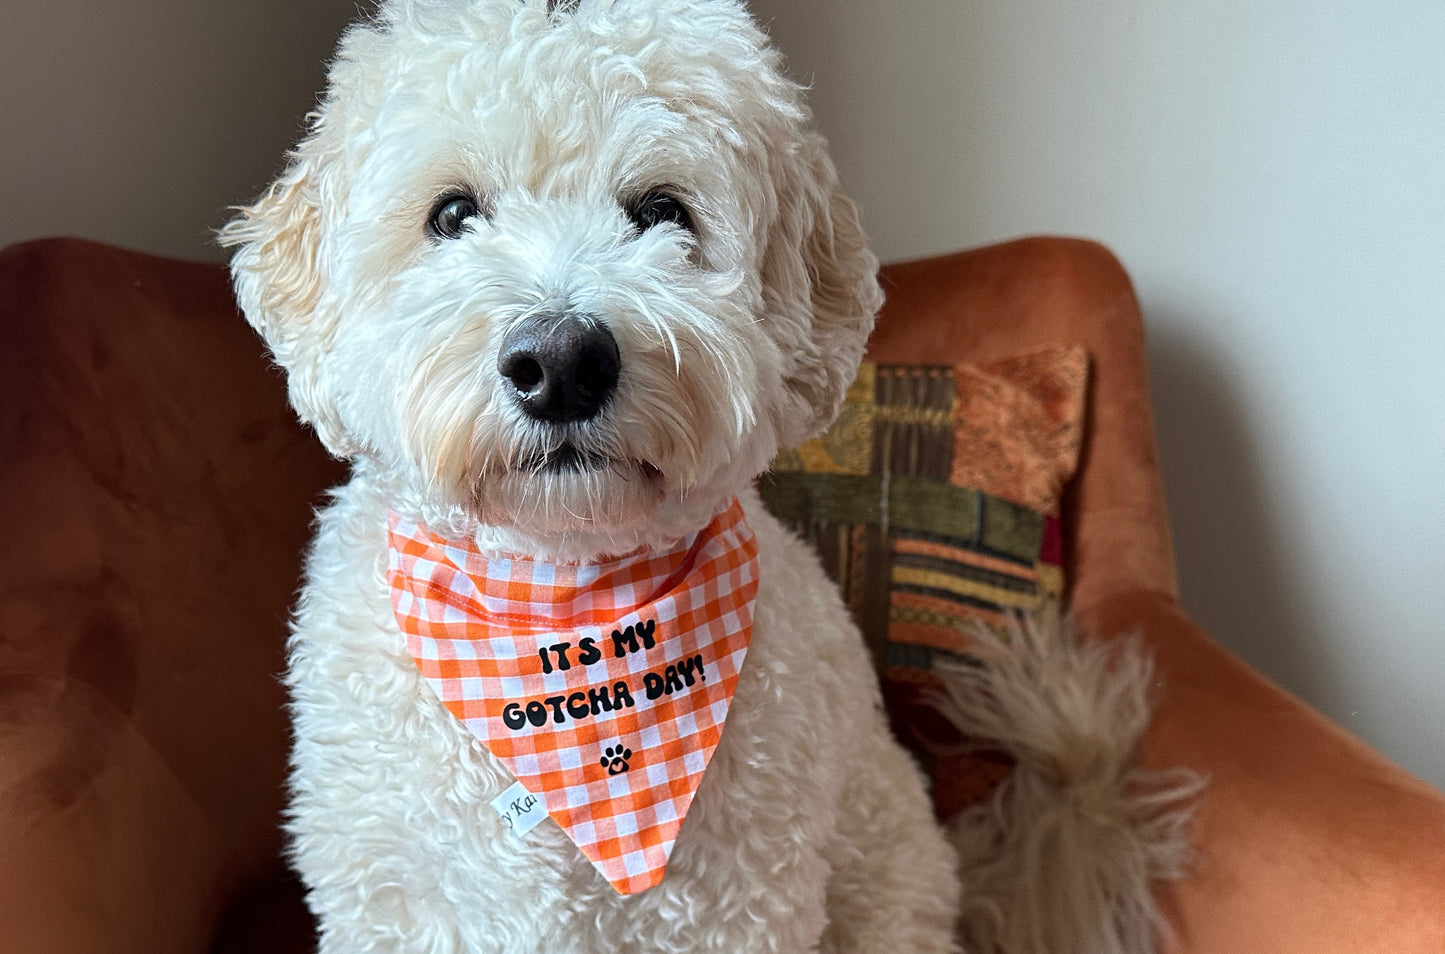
left=2, top=236, right=1442, bottom=953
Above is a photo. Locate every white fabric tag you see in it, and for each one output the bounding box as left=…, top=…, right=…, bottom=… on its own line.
left=491, top=779, right=547, bottom=837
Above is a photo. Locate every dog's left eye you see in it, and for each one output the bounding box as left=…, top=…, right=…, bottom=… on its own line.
left=626, top=190, right=693, bottom=235
left=429, top=193, right=482, bottom=239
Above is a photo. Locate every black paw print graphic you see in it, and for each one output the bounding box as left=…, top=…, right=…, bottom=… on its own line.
left=600, top=744, right=633, bottom=775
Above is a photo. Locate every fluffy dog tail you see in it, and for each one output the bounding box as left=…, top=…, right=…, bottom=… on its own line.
left=928, top=608, right=1205, bottom=954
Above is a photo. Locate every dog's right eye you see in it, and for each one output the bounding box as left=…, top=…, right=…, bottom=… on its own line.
left=429, top=194, right=481, bottom=239
left=625, top=189, right=693, bottom=235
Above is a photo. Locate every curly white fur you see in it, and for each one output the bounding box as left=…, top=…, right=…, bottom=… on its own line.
left=931, top=610, right=1204, bottom=954
left=220, top=1, right=960, bottom=951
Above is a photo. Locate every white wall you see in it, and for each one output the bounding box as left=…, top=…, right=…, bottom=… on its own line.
left=0, top=0, right=358, bottom=261
left=750, top=0, right=1445, bottom=787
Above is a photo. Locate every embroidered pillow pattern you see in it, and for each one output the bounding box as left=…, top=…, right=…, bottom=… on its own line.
left=761, top=346, right=1088, bottom=817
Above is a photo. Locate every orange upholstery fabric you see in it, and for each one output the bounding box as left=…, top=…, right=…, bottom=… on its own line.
left=1093, top=590, right=1445, bottom=954
left=2, top=235, right=1441, bottom=952
left=0, top=239, right=341, bottom=953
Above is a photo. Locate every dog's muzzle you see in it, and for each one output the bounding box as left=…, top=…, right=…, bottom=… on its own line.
left=498, top=312, right=620, bottom=423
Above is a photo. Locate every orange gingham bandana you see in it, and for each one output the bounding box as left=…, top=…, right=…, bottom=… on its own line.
left=387, top=498, right=758, bottom=894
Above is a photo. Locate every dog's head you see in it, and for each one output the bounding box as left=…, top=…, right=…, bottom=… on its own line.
left=222, top=0, right=880, bottom=555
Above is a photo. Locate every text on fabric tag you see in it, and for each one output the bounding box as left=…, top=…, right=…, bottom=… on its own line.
left=491, top=779, right=547, bottom=836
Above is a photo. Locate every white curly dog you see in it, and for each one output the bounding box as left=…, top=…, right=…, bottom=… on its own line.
left=222, top=1, right=960, bottom=950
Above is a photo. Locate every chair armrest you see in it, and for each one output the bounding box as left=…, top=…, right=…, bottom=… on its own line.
left=0, top=685, right=232, bottom=954
left=1083, top=589, right=1445, bottom=954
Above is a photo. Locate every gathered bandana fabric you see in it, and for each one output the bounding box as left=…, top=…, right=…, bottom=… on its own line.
left=387, top=499, right=758, bottom=894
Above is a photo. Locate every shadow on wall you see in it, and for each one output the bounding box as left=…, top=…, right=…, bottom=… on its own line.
left=1146, top=315, right=1345, bottom=718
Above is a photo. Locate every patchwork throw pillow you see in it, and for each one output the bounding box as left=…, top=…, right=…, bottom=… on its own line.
left=761, top=345, right=1088, bottom=818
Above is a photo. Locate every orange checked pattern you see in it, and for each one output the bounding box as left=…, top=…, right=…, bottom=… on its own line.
left=387, top=498, right=758, bottom=894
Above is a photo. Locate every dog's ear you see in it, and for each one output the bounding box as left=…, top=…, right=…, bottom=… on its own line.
left=762, top=130, right=883, bottom=449
left=219, top=117, right=355, bottom=456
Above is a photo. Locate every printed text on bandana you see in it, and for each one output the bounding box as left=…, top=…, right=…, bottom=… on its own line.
left=502, top=617, right=708, bottom=732
left=387, top=497, right=757, bottom=894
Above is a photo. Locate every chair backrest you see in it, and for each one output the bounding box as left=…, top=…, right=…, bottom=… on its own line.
left=870, top=237, right=1179, bottom=614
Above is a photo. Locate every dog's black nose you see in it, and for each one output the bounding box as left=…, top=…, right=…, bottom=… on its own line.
left=497, top=314, right=620, bottom=423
